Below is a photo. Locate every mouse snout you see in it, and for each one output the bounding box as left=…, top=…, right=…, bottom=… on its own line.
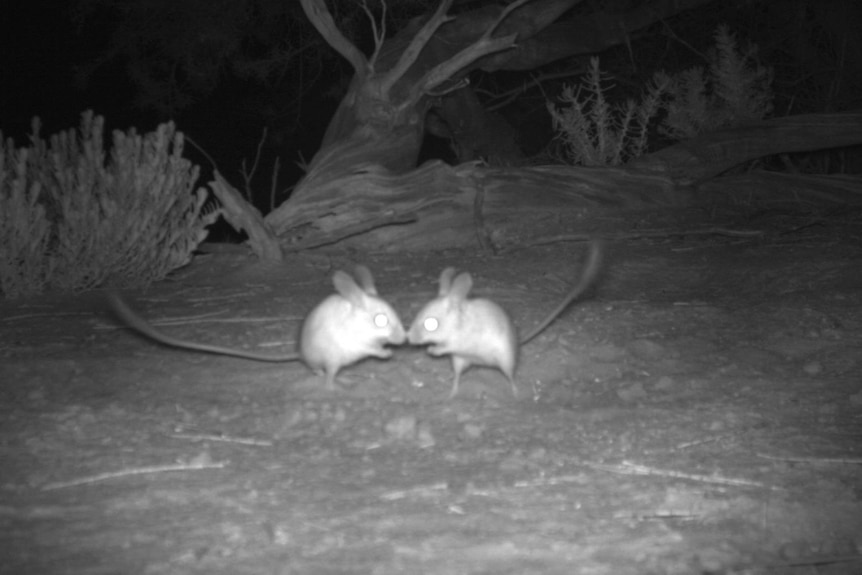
left=390, top=323, right=407, bottom=345
left=377, top=311, right=406, bottom=345
left=406, top=319, right=433, bottom=346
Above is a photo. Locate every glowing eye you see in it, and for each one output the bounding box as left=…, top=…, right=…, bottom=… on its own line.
left=423, top=317, right=439, bottom=332
left=374, top=313, right=389, bottom=328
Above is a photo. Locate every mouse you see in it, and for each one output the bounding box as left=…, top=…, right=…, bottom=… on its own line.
left=109, top=265, right=406, bottom=390
left=407, top=241, right=603, bottom=399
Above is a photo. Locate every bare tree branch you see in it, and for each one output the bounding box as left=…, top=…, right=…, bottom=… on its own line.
left=415, top=33, right=517, bottom=98
left=362, top=0, right=387, bottom=69
left=493, top=0, right=583, bottom=39
left=300, top=0, right=367, bottom=77
left=409, top=1, right=542, bottom=101
left=379, top=0, right=455, bottom=95
left=485, top=0, right=535, bottom=38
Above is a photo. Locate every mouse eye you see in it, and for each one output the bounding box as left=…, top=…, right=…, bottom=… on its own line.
left=423, top=317, right=439, bottom=332
left=373, top=313, right=389, bottom=328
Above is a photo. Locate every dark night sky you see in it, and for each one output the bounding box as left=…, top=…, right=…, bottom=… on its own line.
left=0, top=1, right=327, bottom=197
left=1, top=2, right=117, bottom=139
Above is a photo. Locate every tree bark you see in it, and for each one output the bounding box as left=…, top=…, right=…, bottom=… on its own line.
left=629, top=111, right=862, bottom=183
left=262, top=110, right=862, bottom=254
left=239, top=2, right=862, bottom=258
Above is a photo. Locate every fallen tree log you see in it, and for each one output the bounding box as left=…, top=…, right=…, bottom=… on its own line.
left=256, top=110, right=862, bottom=254
left=225, top=0, right=862, bottom=257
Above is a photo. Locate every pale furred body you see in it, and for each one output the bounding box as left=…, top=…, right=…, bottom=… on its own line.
left=408, top=241, right=603, bottom=398
left=110, top=265, right=405, bottom=390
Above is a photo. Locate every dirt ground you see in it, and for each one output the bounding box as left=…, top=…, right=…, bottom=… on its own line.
left=2, top=220, right=861, bottom=575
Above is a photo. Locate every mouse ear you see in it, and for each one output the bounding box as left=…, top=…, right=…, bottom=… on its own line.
left=353, top=265, right=377, bottom=295
left=449, top=272, right=473, bottom=300
left=332, top=269, right=364, bottom=304
left=438, top=267, right=457, bottom=295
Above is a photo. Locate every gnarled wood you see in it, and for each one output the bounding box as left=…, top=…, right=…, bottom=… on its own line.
left=630, top=110, right=862, bottom=182
left=236, top=3, right=862, bottom=258
left=209, top=172, right=282, bottom=261
left=261, top=109, right=862, bottom=253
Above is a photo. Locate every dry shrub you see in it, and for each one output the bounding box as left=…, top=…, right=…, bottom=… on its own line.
left=658, top=24, right=774, bottom=140
left=547, top=57, right=667, bottom=167
left=547, top=26, right=774, bottom=166
left=0, top=111, right=220, bottom=298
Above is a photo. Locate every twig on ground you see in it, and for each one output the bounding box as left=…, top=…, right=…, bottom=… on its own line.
left=756, top=453, right=862, bottom=465
left=380, top=482, right=448, bottom=501
left=499, top=227, right=765, bottom=252
left=42, top=458, right=227, bottom=490
left=170, top=433, right=273, bottom=446
left=587, top=460, right=782, bottom=490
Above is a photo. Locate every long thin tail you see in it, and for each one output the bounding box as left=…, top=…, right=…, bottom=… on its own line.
left=108, top=292, right=299, bottom=362
left=108, top=292, right=195, bottom=349
left=520, top=240, right=604, bottom=344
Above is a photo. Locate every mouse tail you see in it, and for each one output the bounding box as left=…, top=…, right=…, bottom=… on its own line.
left=520, top=240, right=603, bottom=345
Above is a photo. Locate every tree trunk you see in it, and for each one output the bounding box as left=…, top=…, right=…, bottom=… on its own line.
left=243, top=2, right=862, bottom=258
left=262, top=110, right=862, bottom=254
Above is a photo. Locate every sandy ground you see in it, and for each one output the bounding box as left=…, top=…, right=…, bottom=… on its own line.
left=2, top=225, right=861, bottom=574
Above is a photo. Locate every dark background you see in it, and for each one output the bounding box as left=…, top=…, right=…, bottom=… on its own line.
left=3, top=0, right=860, bottom=214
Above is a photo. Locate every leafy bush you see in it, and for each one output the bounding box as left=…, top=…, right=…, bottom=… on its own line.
left=658, top=25, right=774, bottom=140
left=547, top=25, right=774, bottom=166
left=547, top=57, right=667, bottom=166
left=0, top=112, right=219, bottom=298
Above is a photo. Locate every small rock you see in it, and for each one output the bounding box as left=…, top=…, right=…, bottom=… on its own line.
left=499, top=453, right=528, bottom=474
left=802, top=360, right=823, bottom=375
left=591, top=343, right=627, bottom=362
left=460, top=422, right=485, bottom=440
left=384, top=415, right=417, bottom=441
left=416, top=422, right=436, bottom=448
left=820, top=328, right=843, bottom=340
left=617, top=382, right=647, bottom=402
left=331, top=406, right=347, bottom=423
left=705, top=419, right=726, bottom=432
left=653, top=375, right=675, bottom=390
left=779, top=540, right=811, bottom=561
left=527, top=446, right=547, bottom=461
left=628, top=339, right=666, bottom=360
